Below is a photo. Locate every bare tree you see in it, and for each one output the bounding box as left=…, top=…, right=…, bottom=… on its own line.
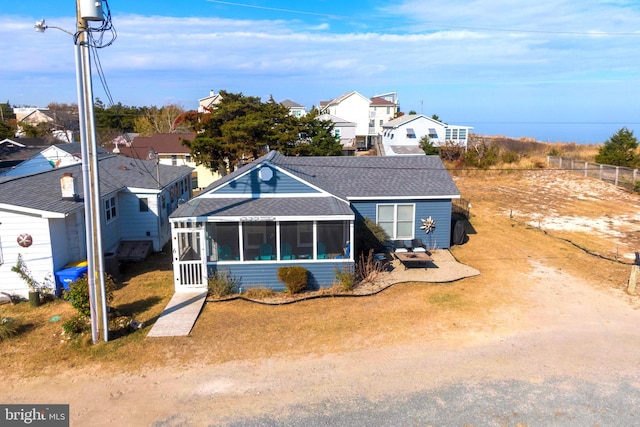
left=134, top=104, right=185, bottom=136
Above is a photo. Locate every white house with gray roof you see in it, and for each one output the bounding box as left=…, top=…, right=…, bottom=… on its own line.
left=1, top=143, right=109, bottom=177
left=381, top=114, right=473, bottom=156
left=169, top=151, right=460, bottom=292
left=316, top=113, right=357, bottom=154
left=0, top=155, right=192, bottom=297
left=280, top=99, right=307, bottom=118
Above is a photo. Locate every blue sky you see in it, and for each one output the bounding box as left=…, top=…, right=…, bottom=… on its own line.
left=2, top=0, right=640, bottom=143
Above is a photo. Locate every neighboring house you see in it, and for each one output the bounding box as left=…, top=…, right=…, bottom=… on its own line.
left=114, top=133, right=220, bottom=191
left=2, top=143, right=108, bottom=177
left=369, top=95, right=399, bottom=137
left=320, top=90, right=400, bottom=150
left=0, top=154, right=193, bottom=297
left=169, top=151, right=460, bottom=293
left=198, top=90, right=223, bottom=113
left=0, top=138, right=51, bottom=175
left=280, top=99, right=307, bottom=118
left=381, top=114, right=473, bottom=156
left=316, top=113, right=357, bottom=155
left=320, top=91, right=372, bottom=149
left=12, top=108, right=77, bottom=143
left=13, top=107, right=53, bottom=131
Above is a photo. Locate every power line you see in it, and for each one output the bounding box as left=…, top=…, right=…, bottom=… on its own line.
left=205, top=0, right=640, bottom=37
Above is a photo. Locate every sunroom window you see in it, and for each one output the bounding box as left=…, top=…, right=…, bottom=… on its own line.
left=243, top=221, right=276, bottom=261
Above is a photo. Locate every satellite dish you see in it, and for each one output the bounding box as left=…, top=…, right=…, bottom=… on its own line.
left=147, top=148, right=157, bottom=161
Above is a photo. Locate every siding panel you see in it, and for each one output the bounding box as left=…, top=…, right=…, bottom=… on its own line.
left=0, top=212, right=54, bottom=296
left=351, top=199, right=452, bottom=249
left=118, top=191, right=161, bottom=250
left=209, top=261, right=349, bottom=291
left=215, top=168, right=320, bottom=195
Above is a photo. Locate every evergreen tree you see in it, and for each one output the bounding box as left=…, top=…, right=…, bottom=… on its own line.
left=595, top=127, right=640, bottom=167
left=186, top=91, right=341, bottom=174
left=420, top=135, right=440, bottom=155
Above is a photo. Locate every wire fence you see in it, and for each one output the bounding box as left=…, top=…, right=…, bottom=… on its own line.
left=547, top=156, right=640, bottom=192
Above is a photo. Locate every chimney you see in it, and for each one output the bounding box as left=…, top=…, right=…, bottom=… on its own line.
left=60, top=172, right=79, bottom=201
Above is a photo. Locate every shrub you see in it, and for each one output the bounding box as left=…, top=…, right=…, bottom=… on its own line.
left=439, top=140, right=465, bottom=163
left=0, top=315, right=18, bottom=341
left=63, top=274, right=116, bottom=318
left=243, top=286, right=276, bottom=299
left=501, top=150, right=519, bottom=164
left=420, top=136, right=440, bottom=155
left=277, top=266, right=308, bottom=294
left=208, top=270, right=240, bottom=298
left=356, top=250, right=387, bottom=285
left=334, top=265, right=356, bottom=292
left=62, top=315, right=90, bottom=336
left=464, top=140, right=500, bottom=168
left=355, top=217, right=389, bottom=257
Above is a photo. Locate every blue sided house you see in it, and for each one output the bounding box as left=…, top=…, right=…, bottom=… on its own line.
left=168, top=151, right=460, bottom=292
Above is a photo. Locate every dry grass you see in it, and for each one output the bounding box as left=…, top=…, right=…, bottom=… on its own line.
left=1, top=142, right=637, bottom=378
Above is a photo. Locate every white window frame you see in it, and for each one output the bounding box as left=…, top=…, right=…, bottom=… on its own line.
left=376, top=203, right=415, bottom=240
left=104, top=196, right=117, bottom=223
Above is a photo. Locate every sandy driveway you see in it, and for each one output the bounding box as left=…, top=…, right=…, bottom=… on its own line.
left=6, top=259, right=640, bottom=426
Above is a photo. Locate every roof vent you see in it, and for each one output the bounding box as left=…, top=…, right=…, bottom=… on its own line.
left=60, top=172, right=79, bottom=201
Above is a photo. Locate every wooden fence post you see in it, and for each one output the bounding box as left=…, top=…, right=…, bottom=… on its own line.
left=629, top=253, right=640, bottom=295
left=628, top=265, right=639, bottom=295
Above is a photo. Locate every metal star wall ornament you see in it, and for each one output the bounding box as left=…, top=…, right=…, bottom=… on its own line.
left=420, top=216, right=436, bottom=234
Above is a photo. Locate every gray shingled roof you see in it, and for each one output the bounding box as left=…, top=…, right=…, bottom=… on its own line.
left=171, top=196, right=352, bottom=219
left=0, top=155, right=192, bottom=216
left=55, top=142, right=109, bottom=156
left=268, top=152, right=460, bottom=199
left=172, top=151, right=459, bottom=219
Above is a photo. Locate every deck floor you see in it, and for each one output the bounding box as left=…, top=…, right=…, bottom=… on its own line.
left=147, top=291, right=208, bottom=337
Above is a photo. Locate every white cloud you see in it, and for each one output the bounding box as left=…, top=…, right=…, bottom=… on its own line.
left=2, top=3, right=640, bottom=142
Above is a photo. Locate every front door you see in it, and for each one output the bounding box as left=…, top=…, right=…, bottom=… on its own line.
left=172, top=224, right=207, bottom=291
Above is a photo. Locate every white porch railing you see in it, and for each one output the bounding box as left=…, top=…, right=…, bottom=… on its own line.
left=178, top=260, right=205, bottom=288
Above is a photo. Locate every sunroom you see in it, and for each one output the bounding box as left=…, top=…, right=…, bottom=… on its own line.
left=170, top=196, right=355, bottom=292
left=207, top=220, right=351, bottom=262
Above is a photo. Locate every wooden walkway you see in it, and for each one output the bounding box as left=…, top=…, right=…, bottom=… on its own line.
left=147, top=291, right=208, bottom=337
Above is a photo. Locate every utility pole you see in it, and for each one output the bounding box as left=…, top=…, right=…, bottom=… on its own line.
left=75, top=0, right=109, bottom=343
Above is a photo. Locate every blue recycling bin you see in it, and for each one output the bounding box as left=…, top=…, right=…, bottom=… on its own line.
left=54, top=265, right=88, bottom=296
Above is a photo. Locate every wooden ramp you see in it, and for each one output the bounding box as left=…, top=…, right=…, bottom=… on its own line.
left=117, top=240, right=153, bottom=262
left=147, top=291, right=208, bottom=337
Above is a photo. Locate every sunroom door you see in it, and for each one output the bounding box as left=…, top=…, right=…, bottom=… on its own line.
left=172, top=224, right=207, bottom=291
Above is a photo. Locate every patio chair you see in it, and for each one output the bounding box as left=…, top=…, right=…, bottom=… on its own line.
left=218, top=244, right=233, bottom=260
left=255, top=243, right=274, bottom=260
left=281, top=242, right=295, bottom=260
left=392, top=240, right=409, bottom=253
left=317, top=242, right=329, bottom=259
left=336, top=241, right=350, bottom=259
left=410, top=238, right=427, bottom=253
